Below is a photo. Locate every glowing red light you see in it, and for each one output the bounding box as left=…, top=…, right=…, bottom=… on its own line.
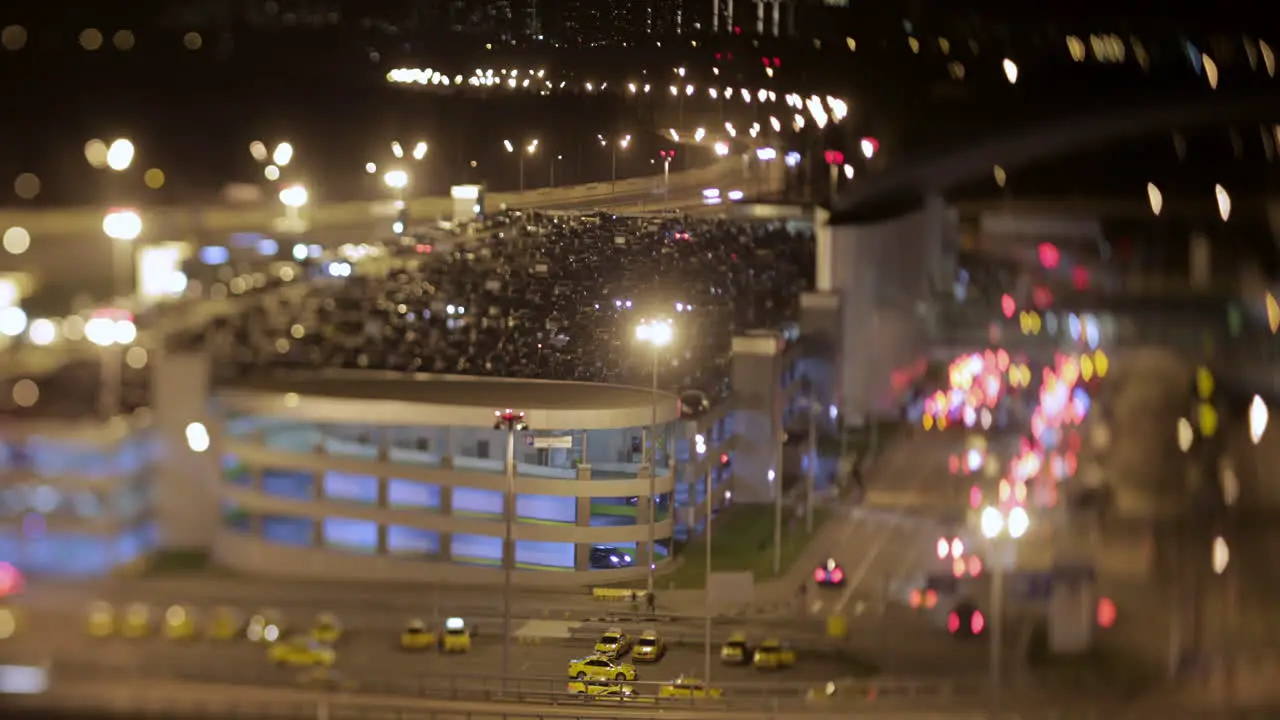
left=948, top=455, right=960, bottom=474
left=947, top=612, right=961, bottom=634
left=772, top=57, right=781, bottom=67
left=813, top=568, right=826, bottom=582
left=0, top=562, right=23, bottom=596
left=1000, top=294, right=1016, bottom=319
left=719, top=453, right=729, bottom=465
left=924, top=589, right=938, bottom=608
left=1072, top=266, right=1090, bottom=290
left=969, top=485, right=982, bottom=509
left=1032, top=286, right=1053, bottom=309
left=909, top=589, right=923, bottom=608
left=966, top=555, right=983, bottom=577
left=762, top=57, right=770, bottom=66
left=733, top=25, right=741, bottom=34
left=1038, top=243, right=1060, bottom=269
left=970, top=610, right=985, bottom=634
left=830, top=568, right=844, bottom=583
left=1096, top=597, right=1117, bottom=628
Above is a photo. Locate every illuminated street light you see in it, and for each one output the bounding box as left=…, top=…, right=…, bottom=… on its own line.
left=713, top=141, right=729, bottom=157
left=1002, top=58, right=1019, bottom=84
left=1212, top=535, right=1230, bottom=574
left=1177, top=417, right=1194, bottom=452
left=278, top=184, right=308, bottom=208
left=383, top=169, right=409, bottom=190
left=105, top=138, right=135, bottom=172
left=978, top=504, right=1026, bottom=720
left=1147, top=182, right=1163, bottom=216
left=1250, top=395, right=1268, bottom=445
left=272, top=142, right=294, bottom=167
left=412, top=141, right=428, bottom=160
left=1215, top=183, right=1231, bottom=221
left=635, top=318, right=674, bottom=596
left=102, top=209, right=142, bottom=241
left=185, top=422, right=211, bottom=453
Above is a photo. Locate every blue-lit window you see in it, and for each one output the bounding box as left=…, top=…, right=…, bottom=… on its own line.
left=322, top=472, right=378, bottom=503
left=516, top=494, right=575, bottom=524
left=261, top=469, right=314, bottom=498
left=452, top=534, right=502, bottom=563
left=387, top=526, right=439, bottom=555
left=387, top=479, right=440, bottom=509
left=261, top=516, right=313, bottom=546
left=515, top=540, right=574, bottom=568
left=264, top=425, right=322, bottom=453
left=322, top=518, right=378, bottom=552
left=453, top=487, right=502, bottom=517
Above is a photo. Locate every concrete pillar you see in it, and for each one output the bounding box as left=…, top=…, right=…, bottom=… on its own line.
left=711, top=0, right=719, bottom=32
left=635, top=476, right=653, bottom=567
left=575, top=466, right=593, bottom=570
left=770, top=0, right=780, bottom=36
left=729, top=332, right=784, bottom=503
left=441, top=426, right=454, bottom=467
left=755, top=0, right=763, bottom=34
left=150, top=350, right=219, bottom=551
left=376, top=477, right=389, bottom=554
left=814, top=206, right=833, bottom=292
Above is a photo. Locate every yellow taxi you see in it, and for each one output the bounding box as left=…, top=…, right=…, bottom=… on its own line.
left=207, top=606, right=243, bottom=640
left=247, top=609, right=285, bottom=643
left=163, top=605, right=198, bottom=640
left=400, top=619, right=437, bottom=651
left=266, top=636, right=337, bottom=667
left=567, top=681, right=638, bottom=699
left=440, top=617, right=471, bottom=653
left=567, top=654, right=637, bottom=682
left=121, top=603, right=152, bottom=638
left=87, top=601, right=115, bottom=638
left=658, top=676, right=723, bottom=699
left=632, top=630, right=665, bottom=662
left=311, top=613, right=343, bottom=644
left=719, top=632, right=750, bottom=665
left=752, top=639, right=796, bottom=669
left=593, top=627, right=631, bottom=658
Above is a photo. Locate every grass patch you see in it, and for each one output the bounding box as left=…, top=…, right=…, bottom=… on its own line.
left=650, top=504, right=833, bottom=589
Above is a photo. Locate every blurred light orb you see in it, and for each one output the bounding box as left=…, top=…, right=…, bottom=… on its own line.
left=249, top=141, right=268, bottom=162
left=112, top=29, right=134, bottom=50
left=85, top=139, right=109, bottom=169
left=144, top=168, right=166, bottom=190
left=11, top=379, right=38, bottom=408
left=263, top=165, right=280, bottom=181
left=0, top=306, right=27, bottom=337
left=27, top=318, right=55, bottom=346
left=272, top=142, right=294, bottom=167
left=105, top=139, right=135, bottom=171
left=1, top=25, right=28, bottom=51
left=79, top=28, right=103, bottom=50
left=185, top=422, right=211, bottom=453
left=103, top=210, right=142, bottom=240
left=125, top=346, right=148, bottom=369
left=183, top=32, right=202, bottom=50
left=13, top=173, right=40, bottom=200
left=2, top=226, right=30, bottom=255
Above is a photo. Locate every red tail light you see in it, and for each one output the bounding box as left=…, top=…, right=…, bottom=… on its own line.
left=970, top=610, right=985, bottom=634
left=909, top=589, right=923, bottom=608
left=924, top=590, right=938, bottom=609
left=813, top=568, right=826, bottom=582
left=947, top=612, right=960, bottom=634
left=830, top=568, right=844, bottom=583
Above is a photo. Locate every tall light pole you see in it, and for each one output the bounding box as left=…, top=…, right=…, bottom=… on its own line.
left=600, top=134, right=631, bottom=191
left=979, top=505, right=1029, bottom=720
left=85, top=313, right=136, bottom=419
left=504, top=139, right=537, bottom=192
left=635, top=318, right=673, bottom=594
left=703, top=462, right=715, bottom=684
left=102, top=209, right=142, bottom=301
left=494, top=409, right=528, bottom=685
left=277, top=183, right=308, bottom=236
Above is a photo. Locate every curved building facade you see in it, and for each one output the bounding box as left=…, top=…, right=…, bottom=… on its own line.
left=205, top=372, right=685, bottom=584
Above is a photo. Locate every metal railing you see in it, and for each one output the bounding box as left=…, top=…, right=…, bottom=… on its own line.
left=8, top=681, right=1004, bottom=720
left=45, top=657, right=981, bottom=712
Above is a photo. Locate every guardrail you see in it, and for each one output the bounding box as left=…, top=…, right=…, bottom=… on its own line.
left=8, top=677, right=1000, bottom=720
left=44, top=657, right=981, bottom=711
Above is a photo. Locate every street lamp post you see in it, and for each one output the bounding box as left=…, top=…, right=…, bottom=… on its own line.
left=277, top=184, right=308, bottom=235
left=504, top=139, right=538, bottom=192
left=601, top=134, right=631, bottom=191
left=635, top=319, right=673, bottom=594
left=494, top=409, right=529, bottom=686
left=85, top=314, right=136, bottom=419
left=703, top=464, right=715, bottom=685
left=102, top=209, right=142, bottom=301
left=979, top=505, right=1029, bottom=720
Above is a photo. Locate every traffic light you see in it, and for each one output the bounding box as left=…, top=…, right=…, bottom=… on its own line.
left=660, top=150, right=677, bottom=160
left=859, top=137, right=879, bottom=158
left=823, top=149, right=845, bottom=165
